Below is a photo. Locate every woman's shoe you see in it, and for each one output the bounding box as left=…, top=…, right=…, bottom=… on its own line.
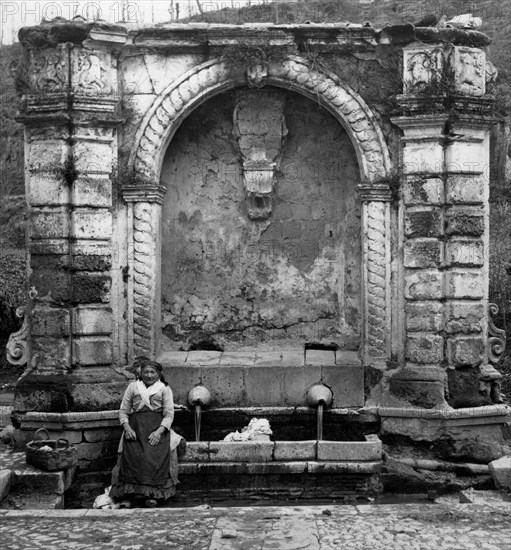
left=145, top=499, right=158, bottom=508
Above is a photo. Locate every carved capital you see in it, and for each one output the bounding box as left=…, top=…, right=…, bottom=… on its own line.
left=358, top=184, right=392, bottom=202
left=122, top=185, right=166, bottom=204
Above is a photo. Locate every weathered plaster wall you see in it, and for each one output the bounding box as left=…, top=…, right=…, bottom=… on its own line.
left=160, top=89, right=361, bottom=351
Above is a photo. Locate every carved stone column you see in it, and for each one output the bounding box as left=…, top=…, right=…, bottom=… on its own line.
left=122, top=186, right=166, bottom=362
left=391, top=43, right=496, bottom=408
left=358, top=184, right=392, bottom=367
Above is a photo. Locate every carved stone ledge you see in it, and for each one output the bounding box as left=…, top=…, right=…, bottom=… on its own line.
left=396, top=94, right=447, bottom=116
left=450, top=94, right=494, bottom=115
left=391, top=114, right=449, bottom=131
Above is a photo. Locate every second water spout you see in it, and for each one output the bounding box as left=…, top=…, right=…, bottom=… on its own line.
left=194, top=403, right=202, bottom=442
left=317, top=401, right=324, bottom=441
left=187, top=385, right=212, bottom=442
left=306, top=383, right=333, bottom=441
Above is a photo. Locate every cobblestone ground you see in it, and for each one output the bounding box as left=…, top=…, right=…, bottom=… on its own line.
left=1, top=500, right=510, bottom=550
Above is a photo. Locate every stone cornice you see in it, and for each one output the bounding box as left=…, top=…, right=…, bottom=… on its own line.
left=18, top=21, right=490, bottom=51
left=391, top=115, right=450, bottom=130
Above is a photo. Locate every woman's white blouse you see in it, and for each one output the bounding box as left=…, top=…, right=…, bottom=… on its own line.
left=119, top=381, right=175, bottom=431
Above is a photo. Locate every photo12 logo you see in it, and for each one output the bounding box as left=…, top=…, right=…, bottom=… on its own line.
left=1, top=1, right=143, bottom=25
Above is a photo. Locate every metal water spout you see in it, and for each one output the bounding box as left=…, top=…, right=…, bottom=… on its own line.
left=187, top=386, right=212, bottom=442
left=306, top=384, right=333, bottom=441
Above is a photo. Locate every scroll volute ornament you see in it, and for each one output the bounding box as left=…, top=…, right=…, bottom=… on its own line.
left=488, top=303, right=506, bottom=365
left=478, top=303, right=507, bottom=404
left=6, top=307, right=29, bottom=366
left=233, top=90, right=288, bottom=220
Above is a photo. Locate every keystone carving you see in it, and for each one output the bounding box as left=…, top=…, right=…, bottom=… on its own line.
left=246, top=63, right=268, bottom=88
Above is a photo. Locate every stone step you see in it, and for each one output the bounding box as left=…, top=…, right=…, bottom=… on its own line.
left=13, top=467, right=76, bottom=495
left=0, top=444, right=75, bottom=509
left=0, top=491, right=64, bottom=510
left=0, top=469, right=13, bottom=501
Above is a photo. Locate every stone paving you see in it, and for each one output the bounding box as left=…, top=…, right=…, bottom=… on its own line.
left=1, top=499, right=510, bottom=550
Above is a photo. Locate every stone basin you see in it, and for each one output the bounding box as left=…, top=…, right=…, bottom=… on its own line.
left=16, top=410, right=383, bottom=503
left=178, top=435, right=383, bottom=500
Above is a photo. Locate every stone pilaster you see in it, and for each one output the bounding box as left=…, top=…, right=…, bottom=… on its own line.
left=14, top=35, right=122, bottom=415
left=391, top=43, right=496, bottom=408
left=392, top=116, right=448, bottom=407
left=444, top=117, right=494, bottom=406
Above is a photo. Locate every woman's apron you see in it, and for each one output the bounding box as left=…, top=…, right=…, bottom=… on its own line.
left=119, top=409, right=170, bottom=487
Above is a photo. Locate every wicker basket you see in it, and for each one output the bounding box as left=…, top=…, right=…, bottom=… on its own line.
left=25, top=428, right=77, bottom=471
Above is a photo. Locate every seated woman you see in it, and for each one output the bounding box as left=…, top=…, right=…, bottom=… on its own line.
left=111, top=359, right=181, bottom=507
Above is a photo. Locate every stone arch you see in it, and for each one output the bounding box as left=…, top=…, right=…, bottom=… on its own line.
left=129, top=56, right=391, bottom=184
left=124, top=57, right=393, bottom=365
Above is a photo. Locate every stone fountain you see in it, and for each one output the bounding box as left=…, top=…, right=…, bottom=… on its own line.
left=6, top=18, right=510, bottom=503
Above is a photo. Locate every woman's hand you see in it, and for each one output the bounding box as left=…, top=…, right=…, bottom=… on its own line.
left=148, top=427, right=165, bottom=446
left=123, top=424, right=137, bottom=441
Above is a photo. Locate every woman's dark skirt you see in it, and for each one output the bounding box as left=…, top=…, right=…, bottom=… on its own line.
left=110, top=409, right=176, bottom=501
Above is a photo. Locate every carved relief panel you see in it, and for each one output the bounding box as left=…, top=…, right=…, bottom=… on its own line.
left=30, top=45, right=69, bottom=93
left=403, top=46, right=444, bottom=94
left=452, top=46, right=485, bottom=96
left=71, top=49, right=116, bottom=95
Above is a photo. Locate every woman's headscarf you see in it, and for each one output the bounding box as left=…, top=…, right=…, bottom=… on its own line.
left=134, top=357, right=168, bottom=386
